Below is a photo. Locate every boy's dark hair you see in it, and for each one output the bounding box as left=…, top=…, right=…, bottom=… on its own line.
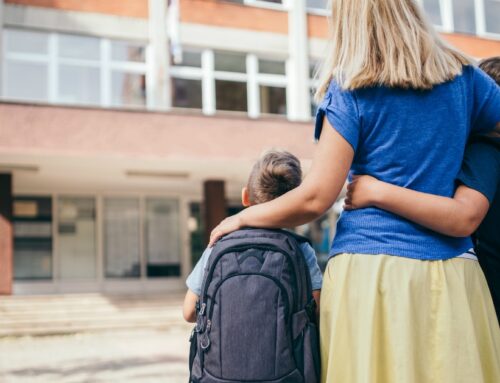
left=247, top=150, right=302, bottom=204
left=480, top=57, right=500, bottom=86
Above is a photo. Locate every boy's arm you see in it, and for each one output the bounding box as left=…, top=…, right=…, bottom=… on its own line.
left=183, top=248, right=212, bottom=323
left=183, top=290, right=198, bottom=323
left=345, top=177, right=490, bottom=238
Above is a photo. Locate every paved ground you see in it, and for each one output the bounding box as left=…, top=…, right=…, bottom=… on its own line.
left=0, top=324, right=193, bottom=383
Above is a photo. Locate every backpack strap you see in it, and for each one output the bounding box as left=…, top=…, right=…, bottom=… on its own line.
left=280, top=229, right=312, bottom=246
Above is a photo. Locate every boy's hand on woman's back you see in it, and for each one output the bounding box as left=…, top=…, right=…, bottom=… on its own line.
left=344, top=175, right=382, bottom=211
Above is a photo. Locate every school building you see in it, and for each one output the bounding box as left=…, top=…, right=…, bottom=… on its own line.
left=0, top=0, right=499, bottom=295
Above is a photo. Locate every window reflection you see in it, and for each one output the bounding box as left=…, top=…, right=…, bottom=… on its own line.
left=260, top=85, right=286, bottom=115
left=172, top=78, right=203, bottom=109
left=145, top=199, right=181, bottom=278
left=216, top=80, right=248, bottom=112
left=104, top=198, right=141, bottom=278
left=111, top=72, right=147, bottom=107
left=13, top=197, right=53, bottom=280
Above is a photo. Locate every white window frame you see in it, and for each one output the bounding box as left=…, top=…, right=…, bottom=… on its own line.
left=477, top=0, right=500, bottom=39
left=305, top=0, right=330, bottom=16
left=243, top=0, right=289, bottom=11
left=2, top=28, right=149, bottom=109
left=170, top=48, right=288, bottom=118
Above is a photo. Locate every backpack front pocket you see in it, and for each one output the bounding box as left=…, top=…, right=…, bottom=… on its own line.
left=203, top=273, right=296, bottom=381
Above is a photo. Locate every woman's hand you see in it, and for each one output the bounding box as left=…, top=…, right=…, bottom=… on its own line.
left=344, top=175, right=381, bottom=210
left=209, top=213, right=244, bottom=247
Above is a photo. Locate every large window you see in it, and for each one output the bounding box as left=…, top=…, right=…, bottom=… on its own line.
left=171, top=49, right=288, bottom=117
left=13, top=195, right=183, bottom=283
left=13, top=197, right=53, bottom=280
left=2, top=29, right=147, bottom=108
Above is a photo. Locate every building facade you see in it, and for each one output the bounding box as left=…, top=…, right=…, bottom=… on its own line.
left=0, top=0, right=499, bottom=295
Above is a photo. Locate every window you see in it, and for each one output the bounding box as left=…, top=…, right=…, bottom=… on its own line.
left=214, top=51, right=248, bottom=112
left=216, top=80, right=248, bottom=112
left=145, top=198, right=181, bottom=277
left=111, top=71, right=146, bottom=108
left=58, top=197, right=97, bottom=280
left=421, top=0, right=443, bottom=27
left=259, top=59, right=286, bottom=75
left=4, top=30, right=50, bottom=102
left=13, top=197, right=53, bottom=280
left=170, top=49, right=203, bottom=109
left=244, top=0, right=283, bottom=7
left=5, top=61, right=49, bottom=102
left=2, top=29, right=147, bottom=108
left=215, top=51, right=246, bottom=73
left=104, top=198, right=141, bottom=278
left=171, top=49, right=288, bottom=117
left=484, top=0, right=500, bottom=34
left=172, top=78, right=203, bottom=109
left=260, top=85, right=286, bottom=115
left=307, top=0, right=328, bottom=11
left=111, top=41, right=146, bottom=63
left=453, top=0, right=476, bottom=34
left=309, top=59, right=321, bottom=117
left=59, top=65, right=101, bottom=105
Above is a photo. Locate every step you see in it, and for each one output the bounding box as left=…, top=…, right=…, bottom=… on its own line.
left=0, top=293, right=188, bottom=338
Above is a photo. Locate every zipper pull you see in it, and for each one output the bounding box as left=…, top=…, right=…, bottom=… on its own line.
left=206, top=319, right=212, bottom=332
left=199, top=302, right=206, bottom=316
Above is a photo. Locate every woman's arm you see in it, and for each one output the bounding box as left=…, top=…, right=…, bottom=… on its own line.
left=209, top=118, right=354, bottom=246
left=344, top=176, right=490, bottom=237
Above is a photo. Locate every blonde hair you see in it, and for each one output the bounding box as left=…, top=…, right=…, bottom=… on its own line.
left=247, top=150, right=302, bottom=204
left=315, top=0, right=473, bottom=100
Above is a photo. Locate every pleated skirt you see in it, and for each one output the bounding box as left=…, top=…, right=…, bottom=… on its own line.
left=320, top=253, right=500, bottom=383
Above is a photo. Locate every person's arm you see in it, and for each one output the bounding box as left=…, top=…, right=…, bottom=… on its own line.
left=183, top=248, right=212, bottom=323
left=183, top=290, right=199, bottom=323
left=209, top=118, right=354, bottom=246
left=344, top=176, right=490, bottom=237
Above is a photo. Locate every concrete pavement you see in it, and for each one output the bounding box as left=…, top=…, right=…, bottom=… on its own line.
left=0, top=324, right=193, bottom=383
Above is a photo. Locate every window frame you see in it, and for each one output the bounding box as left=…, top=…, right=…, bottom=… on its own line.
left=170, top=48, right=288, bottom=118
left=1, top=28, right=149, bottom=109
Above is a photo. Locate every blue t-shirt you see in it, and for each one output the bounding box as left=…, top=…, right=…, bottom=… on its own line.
left=315, top=65, right=500, bottom=260
left=186, top=242, right=323, bottom=295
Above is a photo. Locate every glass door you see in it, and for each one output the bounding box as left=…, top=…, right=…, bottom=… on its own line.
left=57, top=197, right=97, bottom=280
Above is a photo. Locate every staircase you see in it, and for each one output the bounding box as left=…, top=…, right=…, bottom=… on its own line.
left=0, top=293, right=189, bottom=337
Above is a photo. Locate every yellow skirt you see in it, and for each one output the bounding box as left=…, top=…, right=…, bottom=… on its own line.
left=320, top=253, right=500, bottom=383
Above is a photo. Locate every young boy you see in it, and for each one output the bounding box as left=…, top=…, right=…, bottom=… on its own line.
left=183, top=149, right=322, bottom=323
left=345, top=57, right=500, bottom=321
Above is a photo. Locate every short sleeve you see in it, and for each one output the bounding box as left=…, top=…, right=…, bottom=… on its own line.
left=471, top=67, right=500, bottom=134
left=300, top=242, right=323, bottom=290
left=314, top=80, right=361, bottom=152
left=186, top=247, right=212, bottom=296
left=456, top=137, right=500, bottom=203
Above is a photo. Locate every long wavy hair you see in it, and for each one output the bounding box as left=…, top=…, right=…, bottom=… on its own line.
left=315, top=0, right=473, bottom=101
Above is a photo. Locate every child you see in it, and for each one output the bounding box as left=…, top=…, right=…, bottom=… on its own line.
left=344, top=57, right=500, bottom=321
left=183, top=149, right=322, bottom=323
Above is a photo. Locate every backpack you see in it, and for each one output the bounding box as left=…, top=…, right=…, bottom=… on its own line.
left=188, top=228, right=321, bottom=383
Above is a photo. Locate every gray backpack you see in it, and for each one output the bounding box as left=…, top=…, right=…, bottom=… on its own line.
left=189, top=228, right=320, bottom=383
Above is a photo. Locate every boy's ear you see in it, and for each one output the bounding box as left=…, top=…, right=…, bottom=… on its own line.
left=242, top=187, right=251, bottom=207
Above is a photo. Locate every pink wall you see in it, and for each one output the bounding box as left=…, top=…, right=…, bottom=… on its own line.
left=0, top=103, right=315, bottom=161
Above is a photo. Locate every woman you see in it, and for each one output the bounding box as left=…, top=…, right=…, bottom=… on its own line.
left=209, top=0, right=500, bottom=382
